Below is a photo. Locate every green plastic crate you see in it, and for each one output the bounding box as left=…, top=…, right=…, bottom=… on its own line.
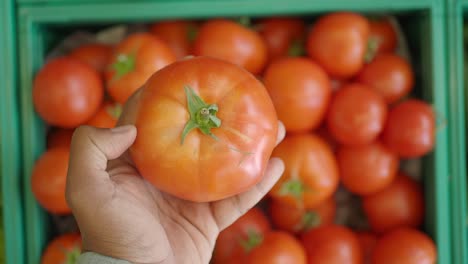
left=17, top=0, right=456, bottom=263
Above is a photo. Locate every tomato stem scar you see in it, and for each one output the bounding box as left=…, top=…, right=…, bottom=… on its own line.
left=239, top=229, right=263, bottom=253
left=111, top=53, right=136, bottom=79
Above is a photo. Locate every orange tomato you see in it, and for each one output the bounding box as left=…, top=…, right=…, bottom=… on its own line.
left=41, top=233, right=82, bottom=264
left=70, top=43, right=113, bottom=72
left=247, top=231, right=307, bottom=264
left=369, top=18, right=398, bottom=55
left=86, top=101, right=121, bottom=128
left=357, top=231, right=378, bottom=264
left=150, top=20, right=198, bottom=59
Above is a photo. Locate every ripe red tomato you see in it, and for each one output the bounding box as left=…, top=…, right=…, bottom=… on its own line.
left=257, top=17, right=306, bottom=60
left=130, top=57, right=278, bottom=202
left=264, top=57, right=331, bottom=132
left=357, top=231, right=378, bottom=264
left=193, top=19, right=267, bottom=74
left=357, top=54, right=414, bottom=104
left=369, top=18, right=397, bottom=55
left=86, top=101, right=121, bottom=128
left=269, top=134, right=339, bottom=209
left=382, top=99, right=435, bottom=158
left=33, top=57, right=104, bottom=128
left=247, top=231, right=307, bottom=264
left=337, top=141, right=399, bottom=195
left=41, top=233, right=82, bottom=264
left=105, top=33, right=177, bottom=104
left=327, top=83, right=387, bottom=146
left=213, top=207, right=270, bottom=264
left=371, top=228, right=436, bottom=264
left=269, top=197, right=336, bottom=233
left=47, top=128, right=74, bottom=149
left=150, top=20, right=198, bottom=59
left=69, top=43, right=113, bottom=72
left=31, top=148, right=71, bottom=214
left=362, top=173, right=424, bottom=233
left=307, top=12, right=370, bottom=79
left=301, top=225, right=363, bottom=264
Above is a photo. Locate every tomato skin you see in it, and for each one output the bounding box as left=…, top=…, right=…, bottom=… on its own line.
left=247, top=231, right=307, bottom=264
left=193, top=19, right=267, bottom=75
left=357, top=232, right=378, bottom=264
left=86, top=101, right=121, bottom=128
left=31, top=148, right=71, bottom=214
left=382, top=99, right=435, bottom=158
left=47, top=128, right=74, bottom=149
left=269, top=197, right=336, bottom=233
left=41, top=233, right=82, bottom=264
left=69, top=43, right=113, bottom=72
left=369, top=19, right=397, bottom=54
left=213, top=207, right=270, bottom=264
left=257, top=17, right=306, bottom=60
left=301, top=225, right=363, bottom=264
left=327, top=83, right=387, bottom=146
left=307, top=12, right=370, bottom=79
left=264, top=57, right=331, bottom=132
left=150, top=20, right=198, bottom=59
left=371, top=228, right=436, bottom=264
left=105, top=33, right=177, bottom=104
left=337, top=141, right=399, bottom=195
left=33, top=57, right=104, bottom=128
left=269, top=134, right=339, bottom=209
left=357, top=54, right=414, bottom=104
left=130, top=57, right=278, bottom=202
left=362, top=173, right=424, bottom=233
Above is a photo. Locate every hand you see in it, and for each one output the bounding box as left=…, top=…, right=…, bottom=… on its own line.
left=66, top=90, right=285, bottom=264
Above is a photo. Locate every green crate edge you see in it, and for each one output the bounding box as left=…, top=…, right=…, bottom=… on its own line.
left=0, top=0, right=27, bottom=263
left=17, top=0, right=453, bottom=263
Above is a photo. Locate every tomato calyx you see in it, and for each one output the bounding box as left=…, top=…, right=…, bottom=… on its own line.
left=187, top=24, right=198, bottom=43
left=239, top=229, right=263, bottom=253
left=106, top=103, right=123, bottom=120
left=279, top=179, right=307, bottom=199
left=287, top=39, right=305, bottom=57
left=64, top=246, right=81, bottom=264
left=181, top=86, right=222, bottom=144
left=299, top=211, right=321, bottom=232
left=364, top=37, right=380, bottom=63
left=111, top=53, right=136, bottom=79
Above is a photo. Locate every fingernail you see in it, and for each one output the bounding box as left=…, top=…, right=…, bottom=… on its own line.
left=111, top=125, right=135, bottom=134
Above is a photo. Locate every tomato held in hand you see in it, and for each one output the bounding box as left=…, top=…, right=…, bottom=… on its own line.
left=369, top=18, right=398, bottom=54
left=357, top=54, right=414, bottom=104
left=213, top=207, right=270, bottom=264
left=264, top=57, right=331, bottom=132
left=70, top=43, right=113, bottom=73
left=86, top=101, right=121, bottom=128
left=33, top=57, right=104, bottom=128
left=382, top=99, right=435, bottom=158
left=31, top=148, right=71, bottom=214
left=269, top=197, right=336, bottom=233
left=301, top=225, right=363, bottom=264
left=247, top=231, right=307, bottom=264
left=337, top=141, right=399, bottom=195
left=105, top=33, right=176, bottom=104
left=269, top=134, right=339, bottom=208
left=371, top=228, right=436, bottom=264
left=41, top=233, right=81, bottom=264
left=357, top=231, right=378, bottom=264
left=307, top=12, right=370, bottom=79
left=193, top=19, right=267, bottom=74
left=362, top=173, right=424, bottom=233
left=130, top=57, right=278, bottom=202
left=150, top=20, right=198, bottom=59
left=47, top=128, right=74, bottom=149
left=327, top=83, right=387, bottom=146
left=257, top=17, right=306, bottom=60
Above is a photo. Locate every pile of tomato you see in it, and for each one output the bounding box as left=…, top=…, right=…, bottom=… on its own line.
left=31, top=11, right=436, bottom=264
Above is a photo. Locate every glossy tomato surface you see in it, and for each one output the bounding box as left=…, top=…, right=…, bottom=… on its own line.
left=70, top=43, right=113, bottom=72
left=247, top=231, right=307, bottom=264
left=41, top=233, right=82, bottom=264
left=150, top=20, right=198, bottom=59
left=86, top=101, right=121, bottom=128
left=369, top=18, right=397, bottom=54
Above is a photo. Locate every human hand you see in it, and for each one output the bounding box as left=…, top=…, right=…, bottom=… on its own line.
left=66, top=90, right=285, bottom=264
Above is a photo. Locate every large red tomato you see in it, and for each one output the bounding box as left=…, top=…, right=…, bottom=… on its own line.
left=369, top=18, right=397, bottom=55
left=86, top=101, right=121, bottom=128
left=150, top=20, right=198, bottom=59
left=269, top=134, right=339, bottom=209
left=371, top=228, right=436, bottom=264
left=47, top=128, right=74, bottom=149
left=362, top=173, right=424, bottom=233
left=357, top=54, right=414, bottom=104
left=382, top=99, right=435, bottom=158
left=31, top=148, right=71, bottom=214
left=264, top=57, right=331, bottom=132
left=41, top=233, right=82, bottom=264
left=269, top=197, right=336, bottom=233
left=33, top=57, right=103, bottom=128
left=130, top=57, right=278, bottom=202
left=337, top=141, right=399, bottom=195
left=307, top=12, right=370, bottom=79
left=357, top=232, right=378, bottom=264
left=69, top=43, right=113, bottom=72
left=247, top=231, right=307, bottom=264
left=327, top=83, right=387, bottom=146
left=257, top=17, right=306, bottom=60
left=213, top=207, right=270, bottom=264
left=301, top=225, right=363, bottom=264
left=193, top=19, right=267, bottom=74
left=105, top=33, right=177, bottom=104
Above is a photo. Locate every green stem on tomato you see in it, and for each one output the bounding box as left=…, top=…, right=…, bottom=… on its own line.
left=287, top=39, right=305, bottom=57
left=65, top=247, right=81, bottom=264
left=300, top=211, right=321, bottom=231
left=187, top=24, right=198, bottom=43
left=364, top=37, right=381, bottom=63
left=111, top=53, right=136, bottom=79
left=239, top=230, right=263, bottom=253
left=181, top=86, right=222, bottom=144
left=238, top=16, right=252, bottom=28
left=279, top=179, right=306, bottom=200
left=106, top=103, right=123, bottom=120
